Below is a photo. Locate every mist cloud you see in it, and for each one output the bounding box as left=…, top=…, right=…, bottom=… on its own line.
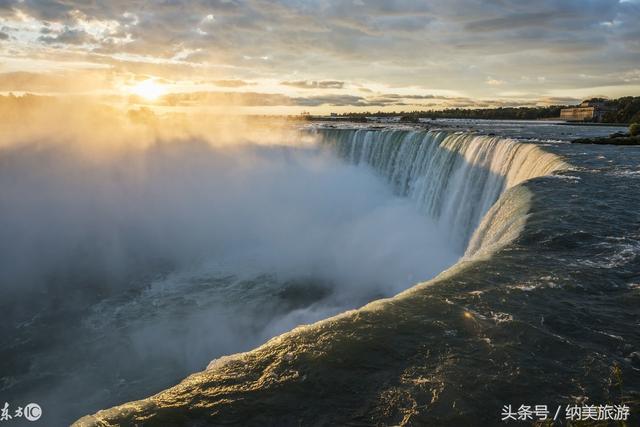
left=0, top=105, right=460, bottom=424
left=0, top=130, right=457, bottom=300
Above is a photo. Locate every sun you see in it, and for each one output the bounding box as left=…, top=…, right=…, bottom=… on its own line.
left=129, top=79, right=166, bottom=101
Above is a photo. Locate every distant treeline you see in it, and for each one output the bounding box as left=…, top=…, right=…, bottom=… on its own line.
left=326, top=96, right=640, bottom=124
left=600, top=96, right=640, bottom=124
left=395, top=106, right=563, bottom=122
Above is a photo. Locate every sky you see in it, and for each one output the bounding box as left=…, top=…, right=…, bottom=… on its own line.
left=0, top=0, right=639, bottom=114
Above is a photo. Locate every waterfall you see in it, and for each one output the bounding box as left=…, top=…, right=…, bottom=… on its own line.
left=316, top=128, right=568, bottom=251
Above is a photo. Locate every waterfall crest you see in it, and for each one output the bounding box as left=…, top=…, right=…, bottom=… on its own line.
left=317, top=128, right=568, bottom=250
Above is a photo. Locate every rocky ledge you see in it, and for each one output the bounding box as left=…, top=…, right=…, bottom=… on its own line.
left=572, top=132, right=640, bottom=145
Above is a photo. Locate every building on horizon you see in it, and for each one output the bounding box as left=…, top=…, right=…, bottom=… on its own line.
left=560, top=100, right=615, bottom=122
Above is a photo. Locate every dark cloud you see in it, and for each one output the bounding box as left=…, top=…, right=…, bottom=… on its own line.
left=465, top=12, right=558, bottom=32
left=38, top=28, right=94, bottom=45
left=0, top=0, right=15, bottom=13
left=293, top=94, right=366, bottom=106
left=537, top=96, right=582, bottom=105
left=0, top=31, right=8, bottom=40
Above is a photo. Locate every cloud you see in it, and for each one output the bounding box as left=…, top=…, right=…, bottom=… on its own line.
left=0, top=90, right=584, bottom=112
left=281, top=80, right=345, bottom=89
left=537, top=96, right=581, bottom=105
left=465, top=12, right=558, bottom=32
left=161, top=91, right=293, bottom=107
left=0, top=0, right=639, bottom=104
left=157, top=91, right=465, bottom=108
left=293, top=94, right=367, bottom=106
left=377, top=94, right=448, bottom=100
left=486, top=77, right=505, bottom=86
left=212, top=79, right=253, bottom=87
left=38, top=27, right=94, bottom=45
left=160, top=91, right=379, bottom=107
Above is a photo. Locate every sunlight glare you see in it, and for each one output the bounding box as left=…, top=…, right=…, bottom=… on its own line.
left=130, top=79, right=166, bottom=101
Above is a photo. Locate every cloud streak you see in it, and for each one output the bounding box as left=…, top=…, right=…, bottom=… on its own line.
left=282, top=80, right=345, bottom=89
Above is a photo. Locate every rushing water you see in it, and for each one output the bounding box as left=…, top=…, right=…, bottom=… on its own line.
left=317, top=129, right=567, bottom=250
left=75, top=122, right=639, bottom=426
left=2, top=121, right=639, bottom=426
